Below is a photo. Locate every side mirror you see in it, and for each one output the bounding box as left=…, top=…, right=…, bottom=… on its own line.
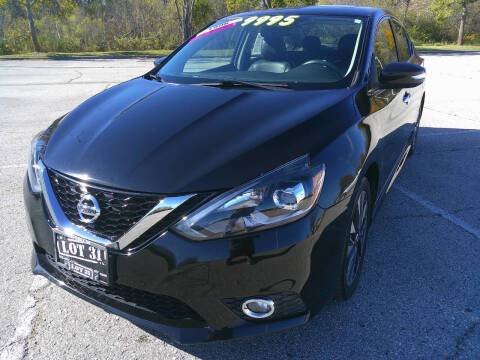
left=379, top=62, right=426, bottom=89
left=153, top=56, right=167, bottom=67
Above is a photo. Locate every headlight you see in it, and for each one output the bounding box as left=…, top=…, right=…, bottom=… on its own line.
left=27, top=132, right=47, bottom=193
left=174, top=155, right=325, bottom=241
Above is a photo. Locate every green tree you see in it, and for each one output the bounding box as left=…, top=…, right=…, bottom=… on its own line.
left=226, top=0, right=316, bottom=13
left=432, top=0, right=479, bottom=45
left=0, top=0, right=74, bottom=52
left=0, top=0, right=42, bottom=51
left=225, top=0, right=256, bottom=13
left=193, top=0, right=213, bottom=31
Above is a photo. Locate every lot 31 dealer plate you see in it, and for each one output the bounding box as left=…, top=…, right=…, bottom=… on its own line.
left=54, top=232, right=110, bottom=285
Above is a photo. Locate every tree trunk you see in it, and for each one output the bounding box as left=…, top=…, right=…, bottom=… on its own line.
left=183, top=16, right=190, bottom=42
left=24, top=0, right=41, bottom=52
left=402, top=0, right=410, bottom=24
left=457, top=0, right=467, bottom=46
left=174, top=0, right=196, bottom=42
left=262, top=0, right=272, bottom=8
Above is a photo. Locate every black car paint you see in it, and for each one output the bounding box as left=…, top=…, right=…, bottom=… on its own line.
left=43, top=82, right=357, bottom=206
left=25, top=6, right=425, bottom=343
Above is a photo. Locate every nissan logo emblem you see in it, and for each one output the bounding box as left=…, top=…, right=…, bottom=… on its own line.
left=77, top=194, right=101, bottom=223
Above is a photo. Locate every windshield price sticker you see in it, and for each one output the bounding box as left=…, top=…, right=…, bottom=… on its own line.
left=192, top=15, right=301, bottom=41
left=241, top=15, right=300, bottom=27
left=190, top=18, right=243, bottom=42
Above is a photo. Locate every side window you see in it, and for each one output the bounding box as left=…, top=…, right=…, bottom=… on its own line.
left=373, top=20, right=398, bottom=78
left=392, top=21, right=411, bottom=62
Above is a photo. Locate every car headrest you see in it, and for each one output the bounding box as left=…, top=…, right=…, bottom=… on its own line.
left=261, top=35, right=287, bottom=62
left=302, top=36, right=322, bottom=55
left=337, top=34, right=357, bottom=60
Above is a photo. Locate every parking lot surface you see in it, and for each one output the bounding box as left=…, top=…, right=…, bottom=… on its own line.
left=0, top=53, right=479, bottom=359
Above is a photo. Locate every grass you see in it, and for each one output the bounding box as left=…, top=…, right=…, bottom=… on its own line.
left=416, top=43, right=480, bottom=52
left=0, top=49, right=172, bottom=59
left=1, top=44, right=479, bottom=59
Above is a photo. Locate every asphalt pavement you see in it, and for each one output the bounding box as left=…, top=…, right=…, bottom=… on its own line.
left=0, top=53, right=479, bottom=359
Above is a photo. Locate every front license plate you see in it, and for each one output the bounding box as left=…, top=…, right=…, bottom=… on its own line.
left=54, top=232, right=109, bottom=285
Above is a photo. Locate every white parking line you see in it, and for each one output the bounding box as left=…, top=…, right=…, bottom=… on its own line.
left=424, top=107, right=479, bottom=123
left=419, top=130, right=479, bottom=137
left=0, top=165, right=27, bottom=169
left=395, top=184, right=480, bottom=240
left=0, top=276, right=49, bottom=360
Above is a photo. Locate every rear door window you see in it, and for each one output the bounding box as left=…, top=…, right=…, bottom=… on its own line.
left=391, top=21, right=411, bottom=62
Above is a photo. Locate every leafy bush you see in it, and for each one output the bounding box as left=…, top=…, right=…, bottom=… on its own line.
left=464, top=33, right=480, bottom=44
left=0, top=38, right=12, bottom=54
left=405, top=10, right=459, bottom=43
left=1, top=17, right=31, bottom=53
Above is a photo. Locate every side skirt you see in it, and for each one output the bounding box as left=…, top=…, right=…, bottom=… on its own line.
left=371, top=144, right=411, bottom=219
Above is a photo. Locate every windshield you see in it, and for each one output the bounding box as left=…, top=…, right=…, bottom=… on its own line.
left=158, top=14, right=365, bottom=90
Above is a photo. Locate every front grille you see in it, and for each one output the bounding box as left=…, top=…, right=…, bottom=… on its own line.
left=222, top=292, right=307, bottom=322
left=42, top=253, right=204, bottom=323
left=48, top=170, right=162, bottom=240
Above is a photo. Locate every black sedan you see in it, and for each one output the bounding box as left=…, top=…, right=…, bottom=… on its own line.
left=24, top=6, right=425, bottom=343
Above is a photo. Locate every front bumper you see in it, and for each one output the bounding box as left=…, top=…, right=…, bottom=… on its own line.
left=24, top=174, right=350, bottom=343
left=31, top=251, right=309, bottom=343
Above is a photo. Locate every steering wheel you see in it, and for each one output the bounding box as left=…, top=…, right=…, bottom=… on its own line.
left=301, top=59, right=344, bottom=79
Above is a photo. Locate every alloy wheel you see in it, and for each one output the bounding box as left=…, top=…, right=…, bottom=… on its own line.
left=345, top=190, right=368, bottom=287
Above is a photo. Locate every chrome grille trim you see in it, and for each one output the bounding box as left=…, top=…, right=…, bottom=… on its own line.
left=116, top=194, right=194, bottom=250
left=38, top=160, right=195, bottom=250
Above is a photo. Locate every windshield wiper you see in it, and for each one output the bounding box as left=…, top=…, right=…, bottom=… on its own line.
left=145, top=73, right=163, bottom=82
left=193, top=79, right=290, bottom=90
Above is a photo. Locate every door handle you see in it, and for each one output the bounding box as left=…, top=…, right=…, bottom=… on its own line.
left=403, top=92, right=411, bottom=104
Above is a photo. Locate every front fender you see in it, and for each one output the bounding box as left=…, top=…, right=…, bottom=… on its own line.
left=312, top=95, right=371, bottom=209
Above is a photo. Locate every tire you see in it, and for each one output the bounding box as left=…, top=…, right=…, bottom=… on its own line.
left=334, top=177, right=371, bottom=301
left=408, top=95, right=425, bottom=157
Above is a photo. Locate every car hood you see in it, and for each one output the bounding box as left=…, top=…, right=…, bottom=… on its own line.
left=44, top=77, right=355, bottom=194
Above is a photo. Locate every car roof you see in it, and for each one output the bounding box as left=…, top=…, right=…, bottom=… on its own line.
left=232, top=5, right=386, bottom=19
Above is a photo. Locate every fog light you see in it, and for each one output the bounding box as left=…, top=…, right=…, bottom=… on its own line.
left=241, top=299, right=275, bottom=319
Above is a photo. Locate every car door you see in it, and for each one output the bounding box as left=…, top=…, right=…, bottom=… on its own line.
left=367, top=18, right=403, bottom=188
left=391, top=20, right=422, bottom=134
